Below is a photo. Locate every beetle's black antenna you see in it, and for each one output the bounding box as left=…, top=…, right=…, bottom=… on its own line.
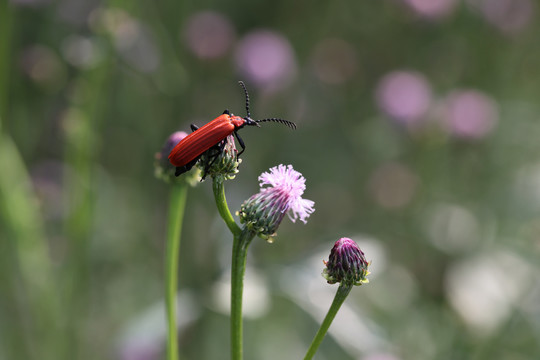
left=257, top=118, right=297, bottom=130
left=238, top=81, right=296, bottom=129
left=238, top=81, right=251, bottom=119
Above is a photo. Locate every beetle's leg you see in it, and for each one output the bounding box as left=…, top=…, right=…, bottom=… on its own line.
left=190, top=124, right=199, bottom=132
left=175, top=157, right=200, bottom=177
left=234, top=130, right=246, bottom=157
left=200, top=141, right=227, bottom=180
left=175, top=166, right=186, bottom=177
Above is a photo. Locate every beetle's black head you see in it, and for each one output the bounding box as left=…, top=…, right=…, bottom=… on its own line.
left=238, top=81, right=296, bottom=130
left=244, top=117, right=261, bottom=127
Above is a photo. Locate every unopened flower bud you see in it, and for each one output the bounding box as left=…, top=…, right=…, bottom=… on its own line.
left=155, top=131, right=199, bottom=184
left=238, top=164, right=315, bottom=241
left=323, top=238, right=370, bottom=286
left=198, top=135, right=241, bottom=180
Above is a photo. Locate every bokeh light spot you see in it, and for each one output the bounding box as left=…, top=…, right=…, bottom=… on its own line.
left=183, top=11, right=235, bottom=60
left=375, top=70, right=432, bottom=125
left=442, top=89, right=498, bottom=139
left=235, top=30, right=297, bottom=91
left=466, top=0, right=534, bottom=34
left=404, top=0, right=458, bottom=19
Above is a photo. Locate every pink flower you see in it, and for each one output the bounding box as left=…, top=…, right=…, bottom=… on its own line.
left=239, top=165, right=314, bottom=240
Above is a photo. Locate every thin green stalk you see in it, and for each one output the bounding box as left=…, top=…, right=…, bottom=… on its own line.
left=211, top=176, right=252, bottom=359
left=165, top=183, right=188, bottom=360
left=230, top=228, right=255, bottom=360
left=304, top=283, right=353, bottom=360
left=212, top=177, right=241, bottom=236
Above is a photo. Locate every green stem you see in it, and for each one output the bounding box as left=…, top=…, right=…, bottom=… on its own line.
left=303, top=283, right=353, bottom=360
left=211, top=176, right=252, bottom=359
left=212, top=177, right=241, bottom=236
left=230, top=228, right=256, bottom=360
left=165, top=183, right=188, bottom=360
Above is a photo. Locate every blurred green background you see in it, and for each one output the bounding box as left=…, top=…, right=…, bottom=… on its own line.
left=2, top=0, right=540, bottom=359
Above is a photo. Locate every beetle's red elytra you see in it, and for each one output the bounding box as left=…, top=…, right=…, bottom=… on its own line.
left=168, top=81, right=296, bottom=177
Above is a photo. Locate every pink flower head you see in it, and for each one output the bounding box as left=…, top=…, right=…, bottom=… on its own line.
left=239, top=164, right=314, bottom=240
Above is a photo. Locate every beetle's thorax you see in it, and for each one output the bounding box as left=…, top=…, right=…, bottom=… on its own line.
left=229, top=114, right=246, bottom=129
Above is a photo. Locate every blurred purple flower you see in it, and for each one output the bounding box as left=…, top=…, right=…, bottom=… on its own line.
left=183, top=11, right=235, bottom=59
left=466, top=0, right=534, bottom=35
left=235, top=30, right=297, bottom=91
left=442, top=90, right=498, bottom=139
left=311, top=38, right=358, bottom=85
left=161, top=131, right=188, bottom=158
left=403, top=0, right=458, bottom=19
left=375, top=70, right=432, bottom=125
left=239, top=164, right=314, bottom=240
left=155, top=131, right=188, bottom=183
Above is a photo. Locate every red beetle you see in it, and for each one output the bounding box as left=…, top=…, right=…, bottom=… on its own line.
left=169, top=81, right=296, bottom=177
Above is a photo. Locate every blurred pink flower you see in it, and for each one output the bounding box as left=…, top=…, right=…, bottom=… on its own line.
left=442, top=90, right=498, bottom=139
left=235, top=30, right=297, bottom=90
left=183, top=11, right=235, bottom=59
left=311, top=38, right=358, bottom=85
left=375, top=70, right=432, bottom=125
left=404, top=0, right=458, bottom=19
left=466, top=0, right=534, bottom=35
